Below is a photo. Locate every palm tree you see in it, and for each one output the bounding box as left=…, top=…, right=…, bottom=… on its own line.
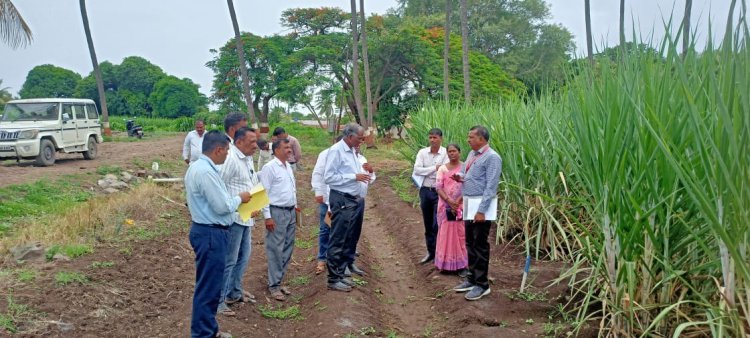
left=349, top=0, right=366, bottom=126
left=459, top=0, right=471, bottom=105
left=227, top=0, right=257, bottom=128
left=79, top=0, right=111, bottom=136
left=619, top=0, right=625, bottom=47
left=443, top=0, right=451, bottom=101
left=584, top=0, right=594, bottom=64
left=0, top=79, right=13, bottom=110
left=682, top=0, right=692, bottom=56
left=359, top=0, right=373, bottom=129
left=0, top=0, right=32, bottom=49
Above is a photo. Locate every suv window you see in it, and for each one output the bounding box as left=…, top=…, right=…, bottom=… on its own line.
left=62, top=104, right=73, bottom=120
left=74, top=104, right=86, bottom=120
left=86, top=104, right=98, bottom=120
left=2, top=103, right=59, bottom=121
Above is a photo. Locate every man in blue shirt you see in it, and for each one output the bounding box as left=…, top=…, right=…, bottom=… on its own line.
left=323, top=123, right=371, bottom=291
left=185, top=131, right=251, bottom=338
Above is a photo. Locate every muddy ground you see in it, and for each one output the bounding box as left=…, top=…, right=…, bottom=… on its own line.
left=0, top=134, right=574, bottom=337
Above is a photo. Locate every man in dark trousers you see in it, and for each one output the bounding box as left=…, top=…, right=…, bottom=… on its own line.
left=412, top=128, right=448, bottom=264
left=323, top=123, right=371, bottom=292
left=452, top=125, right=502, bottom=301
left=185, top=131, right=251, bottom=338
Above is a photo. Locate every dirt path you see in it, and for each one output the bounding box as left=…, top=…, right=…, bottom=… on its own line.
left=0, top=135, right=570, bottom=337
left=0, top=133, right=184, bottom=188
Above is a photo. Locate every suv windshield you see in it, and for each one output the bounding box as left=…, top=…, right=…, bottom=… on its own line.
left=1, top=103, right=60, bottom=122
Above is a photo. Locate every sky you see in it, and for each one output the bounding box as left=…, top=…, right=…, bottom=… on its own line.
left=0, top=1, right=736, bottom=98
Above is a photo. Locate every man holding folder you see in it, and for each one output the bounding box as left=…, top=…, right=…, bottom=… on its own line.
left=217, top=127, right=260, bottom=315
left=451, top=125, right=502, bottom=301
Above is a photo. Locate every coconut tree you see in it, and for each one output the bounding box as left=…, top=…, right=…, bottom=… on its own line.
left=349, top=0, right=366, bottom=126
left=584, top=0, right=594, bottom=64
left=443, top=0, right=451, bottom=101
left=359, top=0, right=373, bottom=129
left=226, top=0, right=257, bottom=128
left=0, top=0, right=32, bottom=49
left=79, top=0, right=111, bottom=136
left=459, top=0, right=471, bottom=105
left=682, top=0, right=692, bottom=55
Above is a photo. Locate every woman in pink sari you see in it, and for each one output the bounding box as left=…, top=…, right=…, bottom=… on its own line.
left=434, top=144, right=468, bottom=272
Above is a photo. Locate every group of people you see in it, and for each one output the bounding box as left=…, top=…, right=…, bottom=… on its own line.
left=182, top=117, right=501, bottom=337
left=182, top=115, right=304, bottom=338
left=413, top=125, right=502, bottom=301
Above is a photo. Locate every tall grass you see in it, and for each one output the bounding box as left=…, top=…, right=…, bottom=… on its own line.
left=403, top=14, right=749, bottom=337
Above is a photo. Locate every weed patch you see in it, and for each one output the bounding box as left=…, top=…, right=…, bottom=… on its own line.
left=54, top=271, right=89, bottom=286
left=288, top=276, right=310, bottom=286
left=95, top=165, right=122, bottom=175
left=257, top=304, right=302, bottom=320
left=45, top=244, right=93, bottom=261
left=91, top=261, right=114, bottom=269
left=295, top=238, right=314, bottom=249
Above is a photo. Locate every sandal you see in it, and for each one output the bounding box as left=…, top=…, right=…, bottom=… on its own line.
left=242, top=290, right=256, bottom=303
left=315, top=261, right=326, bottom=275
left=280, top=286, right=292, bottom=295
left=218, top=307, right=236, bottom=317
left=271, top=290, right=286, bottom=301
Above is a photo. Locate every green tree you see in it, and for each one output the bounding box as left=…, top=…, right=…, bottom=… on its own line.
left=0, top=0, right=32, bottom=48
left=149, top=76, right=207, bottom=118
left=19, top=64, right=82, bottom=98
left=114, top=56, right=166, bottom=115
left=0, top=79, right=14, bottom=110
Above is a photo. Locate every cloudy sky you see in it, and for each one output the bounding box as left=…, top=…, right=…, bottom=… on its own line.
left=0, top=1, right=735, bottom=97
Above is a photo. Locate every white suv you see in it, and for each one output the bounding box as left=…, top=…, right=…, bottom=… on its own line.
left=0, top=98, right=103, bottom=166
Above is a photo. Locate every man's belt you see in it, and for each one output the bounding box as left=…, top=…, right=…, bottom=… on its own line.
left=191, top=221, right=230, bottom=229
left=270, top=205, right=295, bottom=211
left=331, top=189, right=362, bottom=201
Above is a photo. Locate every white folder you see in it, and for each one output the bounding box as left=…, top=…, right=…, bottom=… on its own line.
left=463, top=196, right=498, bottom=221
left=411, top=174, right=425, bottom=188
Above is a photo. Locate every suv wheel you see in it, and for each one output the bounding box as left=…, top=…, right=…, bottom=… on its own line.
left=83, top=136, right=97, bottom=160
left=34, top=139, right=56, bottom=166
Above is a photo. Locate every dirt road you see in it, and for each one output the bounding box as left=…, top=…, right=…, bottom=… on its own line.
left=0, top=134, right=569, bottom=337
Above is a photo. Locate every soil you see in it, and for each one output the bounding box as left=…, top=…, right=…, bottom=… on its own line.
left=0, top=134, right=573, bottom=337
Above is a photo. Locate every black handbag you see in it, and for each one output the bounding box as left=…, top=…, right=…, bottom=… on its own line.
left=445, top=207, right=457, bottom=221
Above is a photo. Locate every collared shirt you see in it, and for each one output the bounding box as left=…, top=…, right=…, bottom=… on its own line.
left=287, top=135, right=303, bottom=163
left=256, top=149, right=273, bottom=173
left=460, top=145, right=502, bottom=214
left=413, top=146, right=448, bottom=188
left=324, top=140, right=364, bottom=197
left=185, top=155, right=242, bottom=226
left=356, top=152, right=376, bottom=198
left=311, top=148, right=332, bottom=204
left=259, top=156, right=297, bottom=219
left=220, top=146, right=259, bottom=226
left=182, top=130, right=204, bottom=163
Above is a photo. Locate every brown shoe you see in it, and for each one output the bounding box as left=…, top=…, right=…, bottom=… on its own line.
left=271, top=290, right=285, bottom=301
left=280, top=286, right=292, bottom=295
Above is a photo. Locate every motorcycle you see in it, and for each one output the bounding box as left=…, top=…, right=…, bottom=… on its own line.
left=125, top=119, right=144, bottom=139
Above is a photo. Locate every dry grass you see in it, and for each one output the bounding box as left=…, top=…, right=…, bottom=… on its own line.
left=0, top=182, right=186, bottom=254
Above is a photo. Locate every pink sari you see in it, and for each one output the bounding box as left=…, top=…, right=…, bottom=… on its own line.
left=434, top=163, right=468, bottom=271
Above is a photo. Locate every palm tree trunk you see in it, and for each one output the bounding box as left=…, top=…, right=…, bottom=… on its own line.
left=226, top=0, right=258, bottom=129
left=359, top=0, right=377, bottom=147
left=619, top=0, right=625, bottom=47
left=79, top=0, right=110, bottom=136
left=349, top=0, right=366, bottom=127
left=585, top=0, right=594, bottom=64
left=459, top=0, right=471, bottom=105
left=443, top=0, right=452, bottom=101
left=682, top=0, right=692, bottom=56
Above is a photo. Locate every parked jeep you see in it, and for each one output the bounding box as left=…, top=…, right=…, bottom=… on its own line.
left=0, top=98, right=103, bottom=166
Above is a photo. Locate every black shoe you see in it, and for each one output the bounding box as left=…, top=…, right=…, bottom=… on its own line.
left=327, top=281, right=352, bottom=292
left=344, top=266, right=352, bottom=277
left=458, top=269, right=469, bottom=278
left=348, top=263, right=365, bottom=276
left=418, top=254, right=434, bottom=265
left=453, top=280, right=475, bottom=292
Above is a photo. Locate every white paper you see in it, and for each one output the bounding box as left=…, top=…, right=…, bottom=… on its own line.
left=411, top=174, right=425, bottom=188
left=463, top=196, right=498, bottom=221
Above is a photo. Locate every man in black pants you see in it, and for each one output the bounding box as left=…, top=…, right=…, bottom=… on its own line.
left=452, top=125, right=502, bottom=301
left=323, top=123, right=371, bottom=291
left=412, top=128, right=448, bottom=264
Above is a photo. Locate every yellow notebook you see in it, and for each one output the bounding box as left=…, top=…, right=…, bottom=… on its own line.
left=238, top=184, right=270, bottom=222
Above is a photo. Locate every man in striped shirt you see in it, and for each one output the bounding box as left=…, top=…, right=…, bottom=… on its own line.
left=217, top=127, right=259, bottom=316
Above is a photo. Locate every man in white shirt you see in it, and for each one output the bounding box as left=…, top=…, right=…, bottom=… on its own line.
left=412, top=128, right=449, bottom=264
left=310, top=135, right=344, bottom=275
left=272, top=127, right=303, bottom=170
left=345, top=144, right=375, bottom=276
left=217, top=127, right=259, bottom=316
left=259, top=139, right=297, bottom=301
left=183, top=120, right=205, bottom=164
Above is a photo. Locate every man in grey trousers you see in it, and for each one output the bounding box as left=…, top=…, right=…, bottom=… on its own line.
left=259, top=138, right=297, bottom=301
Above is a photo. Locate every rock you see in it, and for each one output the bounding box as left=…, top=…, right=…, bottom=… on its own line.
left=135, top=170, right=147, bottom=177
left=121, top=171, right=134, bottom=183
left=97, top=179, right=110, bottom=188
left=52, top=253, right=70, bottom=261
left=56, top=321, right=74, bottom=332
left=104, top=188, right=119, bottom=194
left=10, top=242, right=44, bottom=261
left=104, top=174, right=119, bottom=182
left=109, top=181, right=129, bottom=190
